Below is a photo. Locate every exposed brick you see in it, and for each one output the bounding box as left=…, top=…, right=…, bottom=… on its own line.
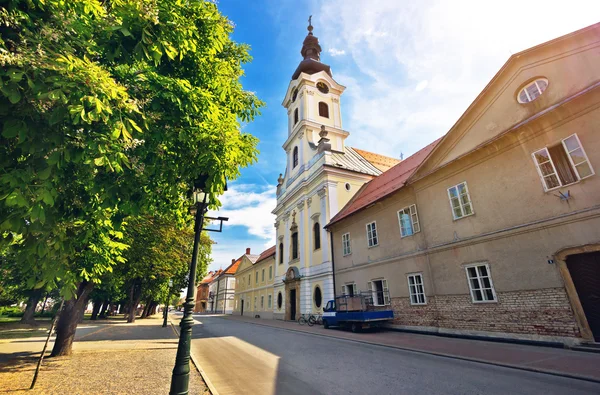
left=390, top=288, right=581, bottom=338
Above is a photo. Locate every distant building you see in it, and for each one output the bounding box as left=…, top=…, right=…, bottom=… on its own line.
left=209, top=249, right=255, bottom=314
left=326, top=23, right=600, bottom=345
left=233, top=246, right=277, bottom=319
left=195, top=271, right=218, bottom=313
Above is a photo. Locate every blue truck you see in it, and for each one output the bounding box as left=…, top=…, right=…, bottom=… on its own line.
left=322, top=293, right=394, bottom=332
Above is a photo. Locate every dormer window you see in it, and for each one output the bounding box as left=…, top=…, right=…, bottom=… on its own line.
left=318, top=102, right=329, bottom=118
left=517, top=78, right=548, bottom=103
left=293, top=147, right=299, bottom=168
left=294, top=108, right=299, bottom=125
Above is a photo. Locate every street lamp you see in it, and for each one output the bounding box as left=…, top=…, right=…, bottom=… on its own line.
left=163, top=279, right=174, bottom=328
left=170, top=176, right=228, bottom=395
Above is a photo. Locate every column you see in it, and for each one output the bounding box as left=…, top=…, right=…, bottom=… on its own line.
left=298, top=130, right=305, bottom=168
left=307, top=197, right=313, bottom=269
left=327, top=181, right=339, bottom=219
left=306, top=89, right=315, bottom=121
left=283, top=211, right=291, bottom=268
left=332, top=97, right=341, bottom=128
left=318, top=187, right=329, bottom=265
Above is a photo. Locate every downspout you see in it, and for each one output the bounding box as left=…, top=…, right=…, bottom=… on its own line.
left=223, top=276, right=228, bottom=314
left=329, top=230, right=336, bottom=299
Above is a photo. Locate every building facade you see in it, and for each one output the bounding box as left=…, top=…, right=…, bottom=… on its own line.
left=210, top=254, right=247, bottom=315
left=326, top=23, right=600, bottom=345
left=194, top=271, right=218, bottom=313
left=272, top=22, right=399, bottom=321
left=233, top=246, right=276, bottom=318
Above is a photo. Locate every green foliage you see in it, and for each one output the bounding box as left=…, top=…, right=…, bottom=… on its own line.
left=0, top=306, right=22, bottom=316
left=0, top=0, right=262, bottom=299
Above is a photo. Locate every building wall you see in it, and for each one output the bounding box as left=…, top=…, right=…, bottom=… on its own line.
left=233, top=256, right=276, bottom=319
left=329, top=37, right=600, bottom=343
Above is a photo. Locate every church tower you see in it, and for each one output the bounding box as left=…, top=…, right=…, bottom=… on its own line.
left=271, top=18, right=400, bottom=321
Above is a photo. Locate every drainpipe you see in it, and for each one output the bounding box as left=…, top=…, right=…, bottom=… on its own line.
left=329, top=230, right=337, bottom=299
left=223, top=276, right=228, bottom=314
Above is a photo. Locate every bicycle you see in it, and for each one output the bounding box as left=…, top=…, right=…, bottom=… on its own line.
left=308, top=314, right=323, bottom=326
left=297, top=313, right=309, bottom=325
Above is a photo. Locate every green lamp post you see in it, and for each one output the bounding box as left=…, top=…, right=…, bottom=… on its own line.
left=163, top=279, right=174, bottom=328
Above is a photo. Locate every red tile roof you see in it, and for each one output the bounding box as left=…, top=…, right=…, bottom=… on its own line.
left=256, top=245, right=276, bottom=264
left=201, top=270, right=221, bottom=284
left=327, top=138, right=442, bottom=227
left=352, top=148, right=401, bottom=172
left=223, top=258, right=241, bottom=275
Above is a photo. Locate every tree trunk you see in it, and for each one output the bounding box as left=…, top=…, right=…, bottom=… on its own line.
left=126, top=282, right=142, bottom=324
left=78, top=297, right=89, bottom=323
left=90, top=300, right=101, bottom=321
left=99, top=300, right=109, bottom=318
left=150, top=302, right=158, bottom=316
left=140, top=300, right=151, bottom=318
left=40, top=294, right=49, bottom=315
left=20, top=290, right=43, bottom=325
left=50, top=281, right=95, bottom=357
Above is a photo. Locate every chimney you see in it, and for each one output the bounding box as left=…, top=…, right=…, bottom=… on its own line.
left=246, top=247, right=251, bottom=254
left=231, top=259, right=235, bottom=264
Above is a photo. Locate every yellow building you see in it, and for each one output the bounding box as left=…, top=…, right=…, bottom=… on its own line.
left=233, top=246, right=276, bottom=318
left=326, top=23, right=600, bottom=345
left=272, top=22, right=399, bottom=321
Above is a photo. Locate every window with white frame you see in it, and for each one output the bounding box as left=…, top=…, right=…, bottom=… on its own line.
left=517, top=78, right=548, bottom=103
left=268, top=294, right=272, bottom=308
left=261, top=268, right=265, bottom=282
left=269, top=265, right=272, bottom=280
left=255, top=271, right=258, bottom=284
left=342, top=233, right=351, bottom=256
left=465, top=263, right=497, bottom=303
left=342, top=283, right=357, bottom=297
left=366, top=222, right=378, bottom=247
left=398, top=204, right=420, bottom=237
left=368, top=279, right=390, bottom=306
left=260, top=296, right=264, bottom=309
left=407, top=273, right=426, bottom=305
left=248, top=274, right=250, bottom=285
left=447, top=182, right=473, bottom=220
left=532, top=133, right=594, bottom=192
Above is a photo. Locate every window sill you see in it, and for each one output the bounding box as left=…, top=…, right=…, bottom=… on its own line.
left=542, top=177, right=591, bottom=193
left=342, top=253, right=352, bottom=257
left=471, top=299, right=498, bottom=304
left=290, top=258, right=300, bottom=264
left=409, top=302, right=427, bottom=306
left=368, top=244, right=379, bottom=249
left=452, top=212, right=475, bottom=221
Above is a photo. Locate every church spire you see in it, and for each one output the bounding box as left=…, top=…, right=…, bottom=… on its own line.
left=300, top=15, right=322, bottom=61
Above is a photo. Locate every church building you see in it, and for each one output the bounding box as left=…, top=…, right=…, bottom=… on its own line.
left=271, top=21, right=400, bottom=321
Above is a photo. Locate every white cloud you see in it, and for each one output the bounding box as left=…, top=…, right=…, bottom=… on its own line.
left=316, top=0, right=600, bottom=157
left=328, top=48, right=346, bottom=56
left=208, top=183, right=276, bottom=243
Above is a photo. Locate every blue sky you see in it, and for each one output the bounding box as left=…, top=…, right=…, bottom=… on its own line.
left=206, top=0, right=600, bottom=272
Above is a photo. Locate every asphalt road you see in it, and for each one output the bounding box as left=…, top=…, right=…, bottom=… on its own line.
left=188, top=315, right=600, bottom=395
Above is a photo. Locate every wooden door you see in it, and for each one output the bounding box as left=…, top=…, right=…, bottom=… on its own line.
left=567, top=251, right=600, bottom=341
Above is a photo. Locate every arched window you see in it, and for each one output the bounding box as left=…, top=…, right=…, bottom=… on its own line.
left=293, top=146, right=299, bottom=168
left=314, top=286, right=322, bottom=308
left=292, top=88, right=298, bottom=102
left=277, top=292, right=283, bottom=309
left=291, top=231, right=299, bottom=260
left=318, top=102, right=329, bottom=118
left=279, top=243, right=284, bottom=264
left=313, top=222, right=321, bottom=250
left=294, top=108, right=299, bottom=124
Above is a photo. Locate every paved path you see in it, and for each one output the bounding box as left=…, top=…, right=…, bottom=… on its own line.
left=188, top=314, right=600, bottom=395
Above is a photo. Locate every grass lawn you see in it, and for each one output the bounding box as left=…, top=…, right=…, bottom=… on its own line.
left=0, top=315, right=52, bottom=340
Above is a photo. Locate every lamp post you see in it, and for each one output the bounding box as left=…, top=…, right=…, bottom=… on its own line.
left=163, top=279, right=174, bottom=328
left=170, top=177, right=228, bottom=395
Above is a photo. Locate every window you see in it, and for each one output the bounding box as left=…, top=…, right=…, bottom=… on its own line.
left=268, top=294, right=272, bottom=308
left=294, top=108, right=299, bottom=124
left=279, top=243, right=284, bottom=264
left=260, top=296, right=264, bottom=309
left=293, top=146, right=299, bottom=168
left=317, top=81, right=329, bottom=94
left=313, top=222, right=321, bottom=250
left=254, top=297, right=257, bottom=309
left=342, top=233, right=351, bottom=256
left=465, top=264, right=496, bottom=303
left=292, top=88, right=298, bottom=102
left=368, top=279, right=389, bottom=306
left=277, top=292, right=283, bottom=309
left=248, top=274, right=250, bottom=285
left=314, top=286, right=322, bottom=308
left=342, top=283, right=357, bottom=296
left=345, top=183, right=351, bottom=191
left=517, top=78, right=548, bottom=103
left=447, top=182, right=473, bottom=220
left=318, top=102, right=329, bottom=118
left=532, top=134, right=594, bottom=192
left=398, top=204, right=420, bottom=237
left=366, top=221, right=378, bottom=247
left=255, top=271, right=258, bottom=284
left=407, top=274, right=426, bottom=305
left=291, top=232, right=299, bottom=260
left=269, top=265, right=272, bottom=280
left=261, top=269, right=265, bottom=282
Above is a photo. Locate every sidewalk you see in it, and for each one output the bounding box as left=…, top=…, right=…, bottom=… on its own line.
left=224, top=315, right=600, bottom=383
left=0, top=315, right=209, bottom=394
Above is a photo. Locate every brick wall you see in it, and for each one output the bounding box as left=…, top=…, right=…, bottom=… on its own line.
left=390, top=288, right=581, bottom=338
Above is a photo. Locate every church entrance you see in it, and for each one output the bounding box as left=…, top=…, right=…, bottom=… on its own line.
left=284, top=266, right=302, bottom=321
left=290, top=289, right=296, bottom=321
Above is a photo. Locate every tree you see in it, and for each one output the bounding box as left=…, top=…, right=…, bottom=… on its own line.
left=0, top=0, right=261, bottom=356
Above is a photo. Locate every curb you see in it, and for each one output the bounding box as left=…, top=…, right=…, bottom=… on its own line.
left=169, top=316, right=220, bottom=395
left=222, top=316, right=600, bottom=385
